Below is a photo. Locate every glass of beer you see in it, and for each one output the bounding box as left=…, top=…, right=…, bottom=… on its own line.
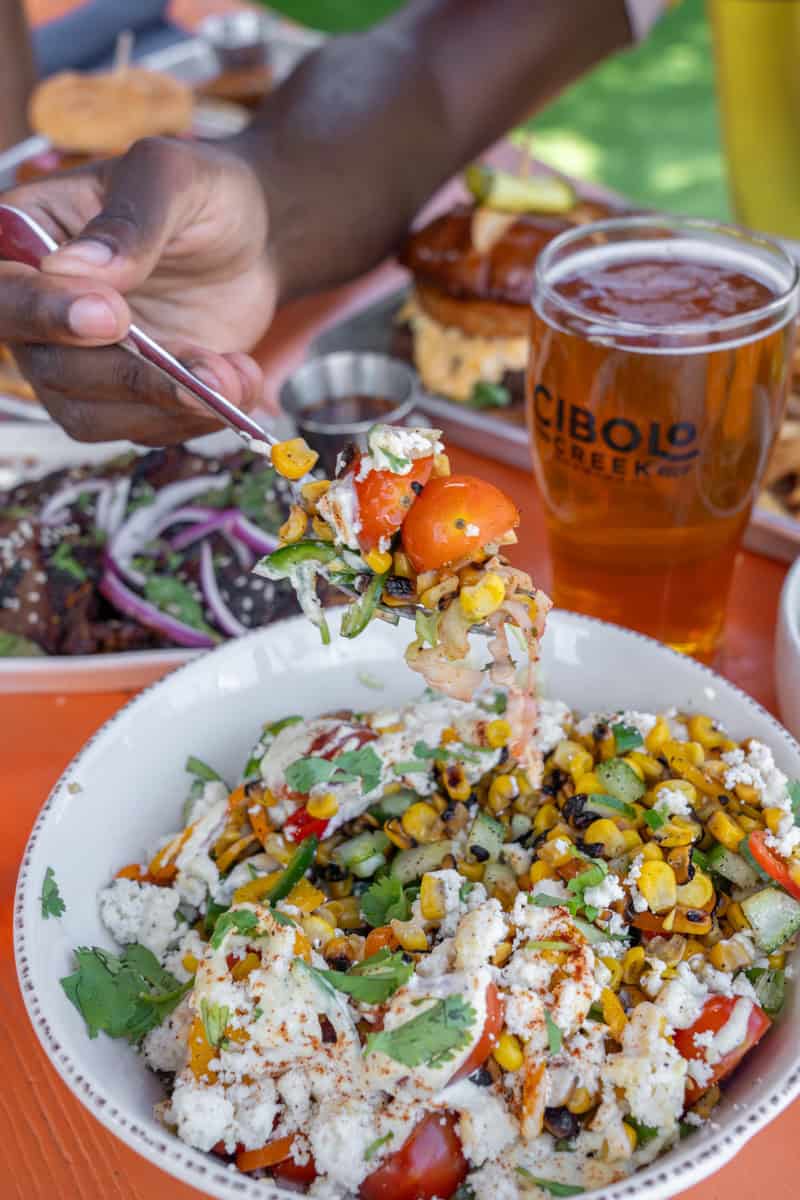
left=710, top=0, right=800, bottom=239
left=527, top=215, right=799, bottom=659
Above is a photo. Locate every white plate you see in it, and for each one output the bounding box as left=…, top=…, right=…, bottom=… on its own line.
left=14, top=609, right=800, bottom=1200
left=776, top=556, right=800, bottom=738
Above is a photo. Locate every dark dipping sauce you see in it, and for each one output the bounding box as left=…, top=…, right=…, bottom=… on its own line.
left=299, top=394, right=398, bottom=427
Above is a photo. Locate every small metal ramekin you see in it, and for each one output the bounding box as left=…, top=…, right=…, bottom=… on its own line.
left=198, top=11, right=272, bottom=71
left=279, top=352, right=418, bottom=476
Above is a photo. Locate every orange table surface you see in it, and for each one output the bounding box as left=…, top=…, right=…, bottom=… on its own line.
left=1, top=184, right=797, bottom=1200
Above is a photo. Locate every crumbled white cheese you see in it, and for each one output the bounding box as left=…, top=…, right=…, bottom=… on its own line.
left=722, top=741, right=799, bottom=857
left=583, top=873, right=624, bottom=911
left=624, top=854, right=648, bottom=913
left=468, top=1162, right=520, bottom=1200
left=98, top=877, right=180, bottom=962
left=576, top=710, right=656, bottom=740
left=184, top=779, right=228, bottom=826
left=653, top=786, right=693, bottom=819
left=442, top=1079, right=517, bottom=1165
left=655, top=962, right=708, bottom=1030
left=169, top=1079, right=235, bottom=1152
left=358, top=424, right=443, bottom=478
left=606, top=1003, right=687, bottom=1130
left=535, top=698, right=572, bottom=755
left=454, top=899, right=508, bottom=969
left=308, top=1097, right=376, bottom=1191
left=700, top=998, right=754, bottom=1064
left=142, top=995, right=193, bottom=1073
left=316, top=473, right=362, bottom=550
left=687, top=1057, right=714, bottom=1087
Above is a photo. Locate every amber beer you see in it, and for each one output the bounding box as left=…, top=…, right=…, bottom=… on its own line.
left=527, top=217, right=799, bottom=659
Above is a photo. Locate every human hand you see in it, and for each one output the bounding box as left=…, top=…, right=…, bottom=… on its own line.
left=0, top=136, right=277, bottom=444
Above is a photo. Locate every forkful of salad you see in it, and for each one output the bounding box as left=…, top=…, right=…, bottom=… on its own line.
left=264, top=423, right=550, bottom=702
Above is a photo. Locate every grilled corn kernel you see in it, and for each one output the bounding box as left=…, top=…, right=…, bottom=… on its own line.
left=601, top=956, right=623, bottom=991
left=391, top=920, right=428, bottom=952
left=233, top=870, right=283, bottom=905
left=734, top=782, right=761, bottom=806
left=285, top=878, right=326, bottom=913
left=622, top=946, right=646, bottom=985
left=420, top=873, right=448, bottom=921
left=622, top=1122, right=638, bottom=1153
left=602, top=987, right=627, bottom=1039
left=709, top=937, right=754, bottom=972
left=567, top=1087, right=595, bottom=1115
left=365, top=548, right=393, bottom=574
left=492, top=940, right=514, bottom=967
left=638, top=860, right=678, bottom=913
left=329, top=877, right=353, bottom=899
left=583, top=819, right=624, bottom=857
left=658, top=816, right=702, bottom=848
left=432, top=452, right=451, bottom=477
left=323, top=935, right=359, bottom=965
left=640, top=841, right=665, bottom=861
left=232, top=951, right=260, bottom=981
left=529, top=860, right=554, bottom=886
left=620, top=829, right=644, bottom=852
left=687, top=714, right=728, bottom=750
left=182, top=952, right=199, bottom=974
left=764, top=807, right=786, bottom=835
left=790, top=861, right=800, bottom=891
left=486, top=719, right=512, bottom=748
left=692, top=1085, right=721, bottom=1121
left=533, top=803, right=560, bottom=835
left=301, top=914, right=336, bottom=946
left=279, top=504, right=308, bottom=544
left=392, top=549, right=413, bottom=578
left=460, top=573, right=506, bottom=622
left=311, top=514, right=334, bottom=542
left=552, top=739, right=587, bottom=773
left=444, top=767, right=473, bottom=804
left=737, top=815, right=760, bottom=834
left=493, top=1032, right=524, bottom=1072
left=272, top=437, right=319, bottom=480
left=336, top=897, right=363, bottom=930
left=676, top=870, right=714, bottom=910
left=539, top=837, right=574, bottom=868
left=402, top=801, right=445, bottom=844
left=573, top=772, right=605, bottom=796
left=300, top=479, right=330, bottom=509
left=666, top=844, right=692, bottom=885
left=665, top=739, right=705, bottom=767
left=653, top=778, right=697, bottom=807
left=645, top=717, right=671, bottom=754
left=722, top=901, right=748, bottom=934
left=623, top=755, right=645, bottom=781
left=263, top=832, right=292, bottom=865
left=707, top=810, right=746, bottom=852
left=384, top=818, right=413, bottom=850
left=306, top=793, right=339, bottom=820
left=458, top=859, right=485, bottom=882
left=671, top=909, right=712, bottom=935
left=488, top=773, right=519, bottom=814
left=625, top=751, right=663, bottom=781
left=769, top=951, right=787, bottom=969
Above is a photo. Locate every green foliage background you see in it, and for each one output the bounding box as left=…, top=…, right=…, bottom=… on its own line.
left=259, top=0, right=728, bottom=218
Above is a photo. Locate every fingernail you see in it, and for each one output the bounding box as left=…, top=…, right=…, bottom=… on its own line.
left=55, top=239, right=114, bottom=268
left=68, top=295, right=119, bottom=338
left=192, top=365, right=223, bottom=393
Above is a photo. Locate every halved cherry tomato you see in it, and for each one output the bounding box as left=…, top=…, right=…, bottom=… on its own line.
left=747, top=830, right=800, bottom=900
left=674, top=995, right=771, bottom=1106
left=451, top=981, right=504, bottom=1082
left=284, top=806, right=329, bottom=843
left=351, top=455, right=433, bottom=552
left=359, top=1111, right=467, bottom=1200
left=401, top=474, right=519, bottom=573
left=273, top=1153, right=319, bottom=1188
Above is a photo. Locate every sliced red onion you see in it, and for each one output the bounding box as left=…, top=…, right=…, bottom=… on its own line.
left=171, top=511, right=237, bottom=551
left=40, top=479, right=110, bottom=525
left=222, top=531, right=254, bottom=570
left=199, top=541, right=247, bottom=637
left=95, top=476, right=131, bottom=537
left=231, top=514, right=280, bottom=555
left=109, top=474, right=230, bottom=587
left=99, top=567, right=217, bottom=648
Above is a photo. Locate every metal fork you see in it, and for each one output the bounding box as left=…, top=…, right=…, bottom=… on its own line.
left=0, top=203, right=446, bottom=628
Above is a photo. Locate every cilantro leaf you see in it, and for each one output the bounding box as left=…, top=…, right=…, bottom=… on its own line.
left=210, top=909, right=259, bottom=949
left=200, top=998, right=230, bottom=1048
left=532, top=893, right=577, bottom=912
left=516, top=1170, right=584, bottom=1196
left=144, top=576, right=218, bottom=638
left=40, top=866, right=65, bottom=919
left=365, top=994, right=476, bottom=1069
left=60, top=944, right=190, bottom=1042
left=303, top=949, right=412, bottom=1005
left=364, top=1132, right=394, bottom=1162
left=285, top=746, right=382, bottom=796
left=0, top=632, right=45, bottom=657
left=644, top=809, right=666, bottom=831
left=789, top=780, right=800, bottom=824
left=483, top=690, right=508, bottom=715
left=380, top=448, right=411, bottom=472
left=545, top=1009, right=562, bottom=1054
left=469, top=381, right=512, bottom=409
left=334, top=746, right=383, bottom=795
left=612, top=722, right=643, bottom=754
left=51, top=542, right=88, bottom=582
left=626, top=1119, right=660, bottom=1146
left=284, top=756, right=336, bottom=793
left=360, top=875, right=411, bottom=927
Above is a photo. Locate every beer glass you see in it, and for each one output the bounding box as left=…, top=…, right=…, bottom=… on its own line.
left=528, top=216, right=799, bottom=659
left=710, top=0, right=800, bottom=239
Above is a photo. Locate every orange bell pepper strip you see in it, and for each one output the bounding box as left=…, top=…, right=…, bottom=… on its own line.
left=236, top=1135, right=296, bottom=1173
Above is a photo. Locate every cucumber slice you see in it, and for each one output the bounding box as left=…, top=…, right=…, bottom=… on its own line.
left=466, top=810, right=505, bottom=862
left=573, top=915, right=617, bottom=945
left=333, top=831, right=390, bottom=879
left=483, top=862, right=516, bottom=893
left=585, top=792, right=637, bottom=822
left=371, top=789, right=418, bottom=821
left=390, top=840, right=455, bottom=884
left=464, top=163, right=576, bottom=214
left=741, top=887, right=800, bottom=952
left=746, top=966, right=786, bottom=1016
left=596, top=759, right=646, bottom=805
left=707, top=843, right=760, bottom=890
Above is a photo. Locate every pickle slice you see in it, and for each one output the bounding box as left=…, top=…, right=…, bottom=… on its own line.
left=464, top=163, right=576, bottom=214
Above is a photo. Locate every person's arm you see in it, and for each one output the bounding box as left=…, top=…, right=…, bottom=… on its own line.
left=241, top=0, right=632, bottom=301
left=0, top=0, right=36, bottom=150
left=0, top=0, right=634, bottom=444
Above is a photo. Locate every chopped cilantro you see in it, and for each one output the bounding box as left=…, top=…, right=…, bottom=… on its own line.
left=365, top=995, right=476, bottom=1069
left=612, top=722, right=643, bottom=754
left=364, top=1132, right=394, bottom=1162
left=285, top=745, right=382, bottom=795
left=516, top=1170, right=584, bottom=1196
left=380, top=448, right=411, bottom=473
left=360, top=875, right=411, bottom=927
left=627, top=1119, right=660, bottom=1146
left=40, top=867, right=65, bottom=919
left=144, top=576, right=218, bottom=638
left=60, top=944, right=191, bottom=1042
left=51, top=543, right=87, bottom=582
left=789, top=780, right=800, bottom=824
left=483, top=690, right=508, bottom=715
left=0, top=632, right=45, bottom=657
left=644, top=809, right=666, bottom=831
left=469, top=381, right=512, bottom=409
left=302, top=949, right=412, bottom=1005
left=544, top=1009, right=562, bottom=1054
left=210, top=909, right=259, bottom=949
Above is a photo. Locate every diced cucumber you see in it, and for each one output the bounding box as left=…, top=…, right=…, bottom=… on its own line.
left=467, top=810, right=505, bottom=862
left=573, top=915, right=615, bottom=945
left=707, top=843, right=760, bottom=890
left=596, top=759, right=645, bottom=805
left=510, top=813, right=533, bottom=839
left=390, top=840, right=455, bottom=884
left=584, top=792, right=636, bottom=822
left=483, top=862, right=516, bottom=893
left=746, top=966, right=786, bottom=1016
left=332, top=831, right=390, bottom=879
left=371, top=789, right=418, bottom=821
left=741, top=887, right=800, bottom=952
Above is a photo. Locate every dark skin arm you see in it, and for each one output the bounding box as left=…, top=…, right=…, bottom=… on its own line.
left=0, top=0, right=36, bottom=150
left=0, top=0, right=632, bottom=443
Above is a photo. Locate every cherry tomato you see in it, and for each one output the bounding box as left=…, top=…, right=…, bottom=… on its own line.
left=284, top=806, right=329, bottom=843
left=359, top=1112, right=467, bottom=1200
left=747, top=830, right=800, bottom=900
left=451, top=981, right=504, bottom=1082
left=352, top=455, right=433, bottom=552
left=273, top=1154, right=319, bottom=1188
left=401, top=475, right=519, bottom=573
left=674, top=995, right=771, bottom=1106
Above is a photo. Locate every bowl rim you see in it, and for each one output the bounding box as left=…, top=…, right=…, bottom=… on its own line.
left=13, top=608, right=800, bottom=1200
left=780, top=556, right=800, bottom=652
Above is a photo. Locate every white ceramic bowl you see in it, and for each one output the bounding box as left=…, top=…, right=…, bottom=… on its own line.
left=14, top=611, right=800, bottom=1200
left=776, top=556, right=800, bottom=740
